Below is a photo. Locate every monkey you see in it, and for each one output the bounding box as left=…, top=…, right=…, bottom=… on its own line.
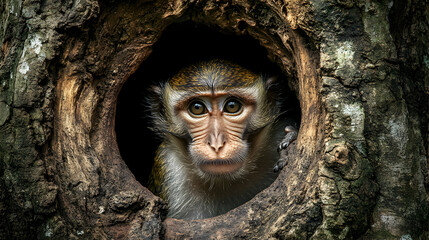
left=147, top=59, right=298, bottom=220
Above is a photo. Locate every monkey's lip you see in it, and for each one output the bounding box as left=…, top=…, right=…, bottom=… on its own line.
left=198, top=159, right=243, bottom=174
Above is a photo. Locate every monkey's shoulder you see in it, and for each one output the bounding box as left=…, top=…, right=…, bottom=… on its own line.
left=147, top=144, right=167, bottom=199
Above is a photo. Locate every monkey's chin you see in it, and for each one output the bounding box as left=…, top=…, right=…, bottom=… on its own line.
left=198, top=160, right=244, bottom=175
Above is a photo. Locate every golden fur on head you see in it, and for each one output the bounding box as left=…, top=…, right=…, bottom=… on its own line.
left=169, top=59, right=259, bottom=91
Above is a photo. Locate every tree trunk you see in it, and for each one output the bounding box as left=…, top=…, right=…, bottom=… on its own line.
left=0, top=0, right=428, bottom=239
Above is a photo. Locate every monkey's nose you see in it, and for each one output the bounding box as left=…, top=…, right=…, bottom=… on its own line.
left=208, top=133, right=226, bottom=152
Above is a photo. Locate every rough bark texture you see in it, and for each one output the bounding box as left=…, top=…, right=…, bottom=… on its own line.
left=0, top=0, right=428, bottom=239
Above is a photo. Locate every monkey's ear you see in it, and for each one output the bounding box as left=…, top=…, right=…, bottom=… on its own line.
left=264, top=75, right=279, bottom=90
left=266, top=76, right=279, bottom=85
left=146, top=84, right=167, bottom=136
left=150, top=85, right=163, bottom=96
left=147, top=85, right=163, bottom=108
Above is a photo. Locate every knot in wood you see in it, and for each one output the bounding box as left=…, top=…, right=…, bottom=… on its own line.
left=333, top=145, right=349, bottom=165
left=325, top=143, right=350, bottom=168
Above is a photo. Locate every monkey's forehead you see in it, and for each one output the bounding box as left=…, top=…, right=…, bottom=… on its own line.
left=168, top=60, right=259, bottom=91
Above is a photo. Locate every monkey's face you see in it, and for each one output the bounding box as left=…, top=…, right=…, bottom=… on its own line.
left=174, top=91, right=257, bottom=176
left=153, top=60, right=279, bottom=179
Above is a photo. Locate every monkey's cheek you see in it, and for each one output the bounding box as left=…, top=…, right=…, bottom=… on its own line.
left=199, top=161, right=244, bottom=175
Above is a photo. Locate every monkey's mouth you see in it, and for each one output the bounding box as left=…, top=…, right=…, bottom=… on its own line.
left=198, top=159, right=244, bottom=174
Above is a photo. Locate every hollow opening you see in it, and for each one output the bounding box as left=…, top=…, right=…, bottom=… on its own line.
left=115, top=21, right=301, bottom=188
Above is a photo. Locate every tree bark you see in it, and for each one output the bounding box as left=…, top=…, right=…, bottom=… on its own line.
left=0, top=0, right=427, bottom=239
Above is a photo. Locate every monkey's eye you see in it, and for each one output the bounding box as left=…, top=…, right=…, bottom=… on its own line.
left=223, top=98, right=243, bottom=114
left=188, top=100, right=207, bottom=116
